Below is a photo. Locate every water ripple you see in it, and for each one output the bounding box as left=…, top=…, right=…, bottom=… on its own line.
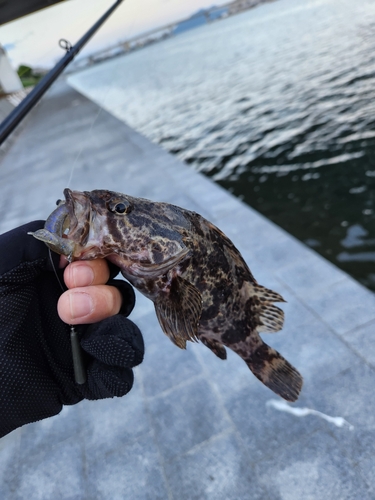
left=68, top=0, right=375, bottom=291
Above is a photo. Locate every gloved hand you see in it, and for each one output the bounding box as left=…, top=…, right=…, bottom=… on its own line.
left=0, top=221, right=144, bottom=438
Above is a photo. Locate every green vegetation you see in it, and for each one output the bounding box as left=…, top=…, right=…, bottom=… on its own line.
left=17, top=65, right=44, bottom=87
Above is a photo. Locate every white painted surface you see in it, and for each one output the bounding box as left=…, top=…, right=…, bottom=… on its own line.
left=267, top=399, right=354, bottom=430
left=0, top=45, right=23, bottom=94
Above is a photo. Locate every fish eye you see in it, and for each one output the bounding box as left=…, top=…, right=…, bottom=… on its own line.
left=115, top=203, right=127, bottom=214
left=108, top=199, right=132, bottom=215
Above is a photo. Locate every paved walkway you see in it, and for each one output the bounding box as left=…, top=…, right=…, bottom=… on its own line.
left=1, top=79, right=375, bottom=499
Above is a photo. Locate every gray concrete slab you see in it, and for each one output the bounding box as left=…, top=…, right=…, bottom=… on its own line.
left=254, top=430, right=373, bottom=500
left=0, top=78, right=374, bottom=499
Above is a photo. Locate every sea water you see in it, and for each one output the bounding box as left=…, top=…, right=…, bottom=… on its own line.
left=68, top=0, right=375, bottom=291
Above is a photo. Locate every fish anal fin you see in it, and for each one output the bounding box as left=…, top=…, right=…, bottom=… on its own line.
left=246, top=342, right=303, bottom=402
left=250, top=284, right=285, bottom=333
left=201, top=337, right=227, bottom=360
left=155, top=276, right=202, bottom=349
left=257, top=304, right=285, bottom=333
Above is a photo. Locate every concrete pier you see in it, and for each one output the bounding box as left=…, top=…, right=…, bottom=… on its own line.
left=1, top=79, right=375, bottom=499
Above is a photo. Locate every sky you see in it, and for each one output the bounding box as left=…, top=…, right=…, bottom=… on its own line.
left=0, top=0, right=228, bottom=69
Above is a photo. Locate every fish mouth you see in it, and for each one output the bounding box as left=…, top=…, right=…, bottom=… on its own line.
left=63, top=188, right=92, bottom=246
left=44, top=188, right=91, bottom=245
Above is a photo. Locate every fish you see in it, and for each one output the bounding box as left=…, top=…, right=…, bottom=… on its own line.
left=30, top=188, right=303, bottom=401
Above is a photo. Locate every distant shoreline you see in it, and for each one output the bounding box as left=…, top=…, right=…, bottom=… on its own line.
left=68, top=0, right=277, bottom=72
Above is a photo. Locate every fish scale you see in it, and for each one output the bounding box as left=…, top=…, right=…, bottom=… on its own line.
left=31, top=188, right=303, bottom=402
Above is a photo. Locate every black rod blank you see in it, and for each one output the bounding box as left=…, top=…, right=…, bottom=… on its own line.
left=0, top=0, right=124, bottom=146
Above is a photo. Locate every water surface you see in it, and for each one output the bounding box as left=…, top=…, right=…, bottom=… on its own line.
left=69, top=0, right=375, bottom=291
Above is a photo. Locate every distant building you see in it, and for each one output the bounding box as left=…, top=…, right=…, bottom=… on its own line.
left=0, top=45, right=23, bottom=94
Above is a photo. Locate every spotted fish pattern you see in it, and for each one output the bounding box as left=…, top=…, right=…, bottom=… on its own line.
left=31, top=189, right=303, bottom=401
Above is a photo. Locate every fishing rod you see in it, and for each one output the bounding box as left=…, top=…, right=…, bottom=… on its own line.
left=0, top=0, right=124, bottom=146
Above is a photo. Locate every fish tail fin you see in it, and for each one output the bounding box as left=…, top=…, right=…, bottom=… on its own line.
left=246, top=342, right=303, bottom=402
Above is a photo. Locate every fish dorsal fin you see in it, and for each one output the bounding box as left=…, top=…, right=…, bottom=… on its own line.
left=251, top=284, right=285, bottom=333
left=154, top=276, right=202, bottom=349
left=252, top=284, right=285, bottom=304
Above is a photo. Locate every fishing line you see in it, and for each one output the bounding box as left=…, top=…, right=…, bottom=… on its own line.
left=49, top=247, right=66, bottom=293
left=65, top=59, right=123, bottom=188
left=65, top=102, right=104, bottom=187
left=64, top=4, right=122, bottom=187
left=49, top=248, right=87, bottom=385
left=65, top=4, right=137, bottom=187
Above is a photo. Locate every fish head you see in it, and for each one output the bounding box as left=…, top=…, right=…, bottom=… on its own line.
left=32, top=189, right=190, bottom=277
left=62, top=188, right=131, bottom=259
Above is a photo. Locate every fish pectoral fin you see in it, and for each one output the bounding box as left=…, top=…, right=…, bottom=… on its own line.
left=251, top=284, right=285, bottom=333
left=132, top=247, right=190, bottom=279
left=155, top=276, right=202, bottom=349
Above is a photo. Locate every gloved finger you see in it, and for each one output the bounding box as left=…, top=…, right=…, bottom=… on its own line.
left=85, top=362, right=134, bottom=399
left=81, top=315, right=144, bottom=368
left=63, top=261, right=135, bottom=314
left=57, top=285, right=122, bottom=324
left=63, top=259, right=110, bottom=288
left=107, top=279, right=135, bottom=317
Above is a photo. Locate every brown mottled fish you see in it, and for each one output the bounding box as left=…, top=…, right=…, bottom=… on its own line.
left=31, top=188, right=303, bottom=401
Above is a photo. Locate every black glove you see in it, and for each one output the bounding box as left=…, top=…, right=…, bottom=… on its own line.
left=0, top=221, right=144, bottom=438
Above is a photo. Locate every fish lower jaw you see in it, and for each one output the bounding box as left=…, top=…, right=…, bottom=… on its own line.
left=71, top=245, right=107, bottom=261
